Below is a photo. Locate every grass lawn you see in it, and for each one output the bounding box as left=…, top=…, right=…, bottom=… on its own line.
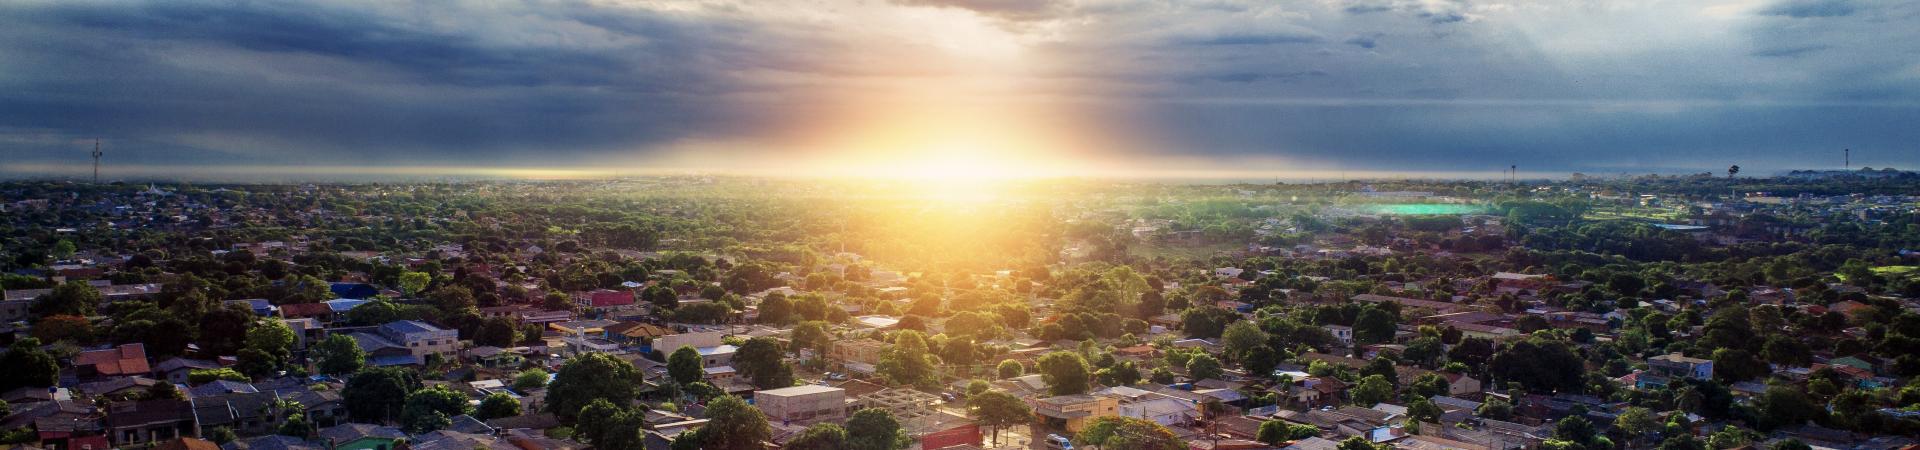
left=1873, top=266, right=1917, bottom=275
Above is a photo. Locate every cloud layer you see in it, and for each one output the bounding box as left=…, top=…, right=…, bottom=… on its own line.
left=2, top=0, right=1917, bottom=178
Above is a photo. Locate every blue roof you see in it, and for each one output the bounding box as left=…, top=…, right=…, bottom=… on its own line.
left=324, top=298, right=370, bottom=312
left=382, top=320, right=446, bottom=334
left=329, top=282, right=379, bottom=299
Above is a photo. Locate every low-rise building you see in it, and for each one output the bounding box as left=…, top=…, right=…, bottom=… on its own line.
left=1032, top=394, right=1119, bottom=433
left=755, top=385, right=846, bottom=425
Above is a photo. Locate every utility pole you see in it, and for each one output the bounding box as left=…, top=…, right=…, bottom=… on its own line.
left=1844, top=148, right=1850, bottom=169
left=91, top=140, right=103, bottom=183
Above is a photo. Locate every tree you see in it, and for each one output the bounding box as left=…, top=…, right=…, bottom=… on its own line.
left=1339, top=436, right=1390, bottom=450
left=188, top=368, right=248, bottom=384
left=33, top=281, right=99, bottom=317
left=513, top=369, right=549, bottom=390
left=1407, top=398, right=1443, bottom=425
left=1350, top=375, right=1393, bottom=406
left=547, top=352, right=640, bottom=419
left=312, top=334, right=366, bottom=375
left=1553, top=416, right=1595, bottom=446
left=878, top=331, right=937, bottom=388
left=31, top=314, right=93, bottom=343
left=667, top=346, right=704, bottom=385
left=1258, top=420, right=1319, bottom=445
left=1221, top=321, right=1268, bottom=362
left=344, top=367, right=421, bottom=422
left=734, top=337, right=792, bottom=389
left=399, top=272, right=431, bottom=297
left=1489, top=338, right=1584, bottom=393
left=997, top=360, right=1025, bottom=379
left=1079, top=416, right=1183, bottom=450
left=845, top=408, right=903, bottom=450
left=50, top=240, right=76, bottom=260
left=1615, top=407, right=1660, bottom=446
left=476, top=392, right=522, bottom=420
left=402, top=385, right=472, bottom=433
left=1711, top=348, right=1767, bottom=382
left=643, top=285, right=677, bottom=309
left=278, top=413, right=314, bottom=439
left=1728, top=165, right=1740, bottom=178
left=968, top=391, right=1032, bottom=446
left=1181, top=307, right=1239, bottom=339
left=699, top=396, right=771, bottom=450
left=788, top=423, right=848, bottom=450
left=791, top=321, right=833, bottom=356
left=1354, top=307, right=1397, bottom=344
left=0, top=338, right=59, bottom=392
left=1037, top=351, right=1091, bottom=396
left=237, top=319, right=295, bottom=378
left=1478, top=397, right=1513, bottom=420
left=967, top=378, right=998, bottom=398
left=474, top=317, right=520, bottom=347
left=1187, top=354, right=1224, bottom=381
left=757, top=294, right=793, bottom=325
left=1770, top=439, right=1812, bottom=450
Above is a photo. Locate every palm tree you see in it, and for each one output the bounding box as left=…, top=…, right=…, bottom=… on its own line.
left=1728, top=165, right=1740, bottom=179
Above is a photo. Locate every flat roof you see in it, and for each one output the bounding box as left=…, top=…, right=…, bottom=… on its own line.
left=756, top=385, right=844, bottom=397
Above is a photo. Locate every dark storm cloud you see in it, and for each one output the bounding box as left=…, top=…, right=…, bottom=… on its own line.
left=0, top=1, right=802, bottom=166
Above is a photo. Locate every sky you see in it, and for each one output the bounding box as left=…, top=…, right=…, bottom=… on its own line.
left=1, top=0, right=1917, bottom=180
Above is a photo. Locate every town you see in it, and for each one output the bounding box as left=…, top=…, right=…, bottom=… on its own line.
left=0, top=171, right=1916, bottom=450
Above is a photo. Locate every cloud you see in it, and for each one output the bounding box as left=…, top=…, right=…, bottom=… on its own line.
left=1760, top=0, right=1856, bottom=18
left=1752, top=44, right=1830, bottom=57
left=892, top=0, right=1071, bottom=21
left=0, top=0, right=1917, bottom=176
left=1345, top=34, right=1381, bottom=49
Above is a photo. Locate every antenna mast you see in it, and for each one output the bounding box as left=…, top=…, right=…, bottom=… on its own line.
left=1844, top=148, right=1850, bottom=170
left=91, top=140, right=104, bottom=183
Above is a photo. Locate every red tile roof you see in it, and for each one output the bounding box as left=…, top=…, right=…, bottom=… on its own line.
left=74, top=344, right=149, bottom=376
left=280, top=302, right=331, bottom=317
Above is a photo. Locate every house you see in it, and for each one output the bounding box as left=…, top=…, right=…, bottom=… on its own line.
left=152, top=358, right=220, bottom=385
left=104, top=399, right=196, bottom=447
left=369, top=320, right=458, bottom=357
left=829, top=338, right=888, bottom=366
left=582, top=289, right=635, bottom=310
left=1, top=299, right=33, bottom=322
left=1649, top=353, right=1714, bottom=380
left=279, top=303, right=332, bottom=321
left=155, top=437, right=221, bottom=450
left=225, top=299, right=279, bottom=317
left=317, top=423, right=406, bottom=450
left=466, top=346, right=524, bottom=368
left=74, top=343, right=151, bottom=380
left=1033, top=394, right=1119, bottom=433
left=651, top=331, right=726, bottom=355
left=755, top=385, right=847, bottom=425
left=695, top=345, right=738, bottom=367
left=1325, top=325, right=1355, bottom=346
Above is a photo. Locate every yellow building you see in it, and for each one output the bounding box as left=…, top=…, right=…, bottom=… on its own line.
left=1033, top=394, right=1120, bottom=433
